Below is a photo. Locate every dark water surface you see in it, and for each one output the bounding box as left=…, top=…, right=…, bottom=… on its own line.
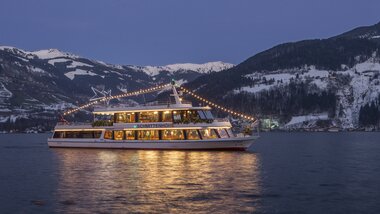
left=0, top=132, right=380, bottom=213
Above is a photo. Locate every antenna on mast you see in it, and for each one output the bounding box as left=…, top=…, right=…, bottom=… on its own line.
left=90, top=87, right=112, bottom=106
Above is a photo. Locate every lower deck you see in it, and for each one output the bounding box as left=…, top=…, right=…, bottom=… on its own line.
left=52, top=128, right=237, bottom=141
left=48, top=136, right=257, bottom=150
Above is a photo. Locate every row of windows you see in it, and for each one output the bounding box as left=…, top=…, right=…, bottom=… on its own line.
left=53, top=129, right=234, bottom=140
left=95, top=110, right=214, bottom=123
left=53, top=131, right=102, bottom=139
left=104, top=129, right=233, bottom=140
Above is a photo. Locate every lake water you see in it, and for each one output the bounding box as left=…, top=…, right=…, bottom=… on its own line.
left=0, top=132, right=380, bottom=213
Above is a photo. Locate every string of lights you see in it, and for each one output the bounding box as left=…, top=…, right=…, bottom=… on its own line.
left=63, top=82, right=256, bottom=123
left=179, top=86, right=256, bottom=122
left=63, top=83, right=171, bottom=116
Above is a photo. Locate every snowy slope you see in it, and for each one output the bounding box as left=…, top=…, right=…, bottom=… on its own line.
left=127, top=61, right=234, bottom=76
left=234, top=66, right=330, bottom=94
left=233, top=54, right=380, bottom=129
left=0, top=45, right=234, bottom=132
left=0, top=46, right=233, bottom=78
left=0, top=46, right=78, bottom=60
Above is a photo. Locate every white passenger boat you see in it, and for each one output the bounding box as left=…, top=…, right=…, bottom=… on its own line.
left=48, top=83, right=258, bottom=150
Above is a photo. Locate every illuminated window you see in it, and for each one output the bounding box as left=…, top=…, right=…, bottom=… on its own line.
left=173, top=111, right=182, bottom=122
left=113, top=130, right=124, bottom=140
left=104, top=130, right=113, bottom=139
left=138, top=130, right=159, bottom=140
left=217, top=129, right=229, bottom=138
left=114, top=112, right=135, bottom=123
left=186, top=129, right=201, bottom=140
left=139, top=112, right=159, bottom=123
left=162, top=129, right=184, bottom=140
left=115, top=113, right=126, bottom=123
left=126, top=113, right=136, bottom=123
left=162, top=111, right=172, bottom=122
left=125, top=130, right=135, bottom=140
left=199, top=129, right=218, bottom=139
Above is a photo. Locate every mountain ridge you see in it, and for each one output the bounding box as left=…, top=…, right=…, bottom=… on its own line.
left=2, top=21, right=380, bottom=132
left=184, top=21, right=380, bottom=130
left=0, top=45, right=233, bottom=76
left=0, top=46, right=233, bottom=132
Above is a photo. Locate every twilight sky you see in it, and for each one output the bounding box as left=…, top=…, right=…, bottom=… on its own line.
left=1, top=0, right=380, bottom=66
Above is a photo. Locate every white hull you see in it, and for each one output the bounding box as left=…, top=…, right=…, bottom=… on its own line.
left=48, top=136, right=257, bottom=150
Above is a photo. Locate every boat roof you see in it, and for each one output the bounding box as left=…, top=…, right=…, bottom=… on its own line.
left=93, top=103, right=211, bottom=114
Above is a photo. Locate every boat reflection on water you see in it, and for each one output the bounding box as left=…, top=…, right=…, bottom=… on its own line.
left=53, top=149, right=261, bottom=213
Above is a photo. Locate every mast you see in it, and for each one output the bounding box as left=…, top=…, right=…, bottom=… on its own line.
left=170, top=80, right=182, bottom=105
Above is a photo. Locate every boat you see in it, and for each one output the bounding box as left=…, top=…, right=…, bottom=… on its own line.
left=327, top=127, right=340, bottom=132
left=48, top=82, right=259, bottom=150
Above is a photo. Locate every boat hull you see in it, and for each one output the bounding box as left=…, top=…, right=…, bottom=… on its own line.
left=47, top=136, right=257, bottom=151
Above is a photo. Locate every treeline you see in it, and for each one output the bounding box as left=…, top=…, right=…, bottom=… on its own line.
left=359, top=96, right=380, bottom=127
left=203, top=81, right=336, bottom=123
left=239, top=38, right=380, bottom=72
left=0, top=118, right=56, bottom=132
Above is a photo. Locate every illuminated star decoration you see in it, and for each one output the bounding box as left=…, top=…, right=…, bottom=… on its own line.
left=90, top=87, right=112, bottom=106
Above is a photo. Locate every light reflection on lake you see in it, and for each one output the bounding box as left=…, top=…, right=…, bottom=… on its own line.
left=54, top=149, right=261, bottom=213
left=2, top=132, right=380, bottom=213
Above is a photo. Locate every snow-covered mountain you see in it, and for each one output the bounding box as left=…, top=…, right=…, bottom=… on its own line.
left=231, top=56, right=380, bottom=129
left=186, top=21, right=380, bottom=130
left=0, top=46, right=232, bottom=80
left=0, top=46, right=232, bottom=132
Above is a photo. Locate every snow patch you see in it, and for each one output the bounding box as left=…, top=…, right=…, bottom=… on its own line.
left=175, top=79, right=188, bottom=86
left=48, top=58, right=70, bottom=65
left=0, top=82, right=12, bottom=98
left=65, top=69, right=104, bottom=80
left=48, top=59, right=93, bottom=68
left=234, top=84, right=273, bottom=94
left=241, top=66, right=330, bottom=93
left=28, top=66, right=46, bottom=73
left=31, top=49, right=78, bottom=59
left=67, top=61, right=93, bottom=68
left=43, top=103, right=75, bottom=111
left=117, top=86, right=128, bottom=93
left=285, top=113, right=329, bottom=127
left=354, top=61, right=380, bottom=73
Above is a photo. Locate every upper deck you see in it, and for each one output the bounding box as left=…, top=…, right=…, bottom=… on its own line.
left=93, top=103, right=211, bottom=115
left=54, top=118, right=232, bottom=131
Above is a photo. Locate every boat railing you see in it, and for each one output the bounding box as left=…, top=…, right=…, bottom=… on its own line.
left=94, top=100, right=193, bottom=109
left=214, top=118, right=230, bottom=122
left=141, top=100, right=193, bottom=106
left=56, top=122, right=92, bottom=126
